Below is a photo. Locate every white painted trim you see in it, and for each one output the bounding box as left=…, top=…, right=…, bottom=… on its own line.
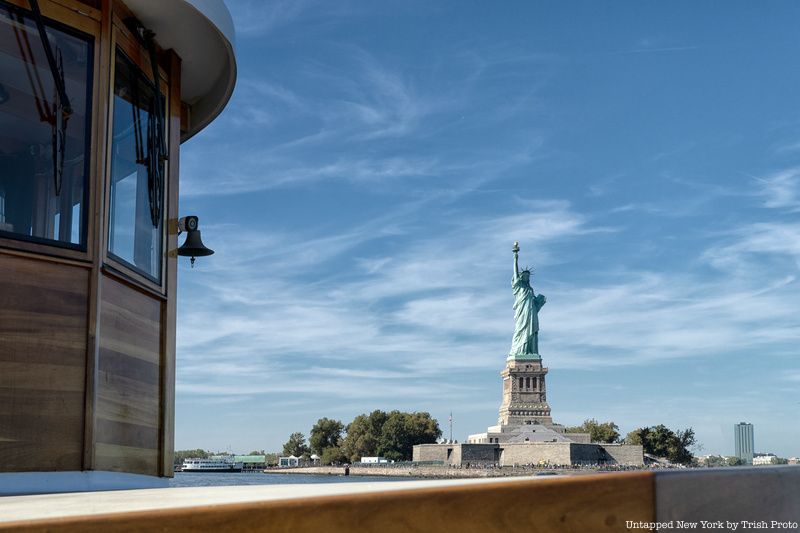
left=0, top=471, right=168, bottom=496
left=121, top=0, right=237, bottom=141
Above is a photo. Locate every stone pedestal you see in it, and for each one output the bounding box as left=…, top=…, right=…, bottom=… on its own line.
left=497, top=355, right=553, bottom=427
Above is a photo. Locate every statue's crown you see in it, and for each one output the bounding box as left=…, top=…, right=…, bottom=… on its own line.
left=521, top=266, right=532, bottom=274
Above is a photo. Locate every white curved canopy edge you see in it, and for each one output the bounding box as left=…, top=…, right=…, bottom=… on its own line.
left=122, top=0, right=237, bottom=142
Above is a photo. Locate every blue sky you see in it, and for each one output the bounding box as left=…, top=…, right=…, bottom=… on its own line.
left=174, top=0, right=800, bottom=458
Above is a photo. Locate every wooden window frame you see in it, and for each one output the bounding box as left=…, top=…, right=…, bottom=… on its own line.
left=0, top=0, right=100, bottom=263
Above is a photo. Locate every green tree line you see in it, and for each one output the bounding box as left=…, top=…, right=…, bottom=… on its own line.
left=283, top=410, right=442, bottom=464
left=179, top=417, right=699, bottom=466
left=565, top=419, right=696, bottom=465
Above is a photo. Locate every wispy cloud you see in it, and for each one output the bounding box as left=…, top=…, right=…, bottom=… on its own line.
left=176, top=201, right=595, bottom=403
left=619, top=46, right=698, bottom=54
left=751, top=168, right=800, bottom=211
left=703, top=222, right=800, bottom=273
left=332, top=50, right=429, bottom=140
left=178, top=195, right=800, bottom=413
left=231, top=0, right=328, bottom=36
left=181, top=39, right=555, bottom=197
left=176, top=0, right=800, bottom=456
left=621, top=38, right=698, bottom=55
left=222, top=79, right=306, bottom=127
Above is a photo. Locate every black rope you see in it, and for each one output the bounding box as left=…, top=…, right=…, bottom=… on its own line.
left=143, top=30, right=167, bottom=228
left=52, top=47, right=67, bottom=195
left=27, top=0, right=70, bottom=114
left=120, top=17, right=168, bottom=228
left=27, top=0, right=70, bottom=196
left=145, top=98, right=163, bottom=227
left=131, top=66, right=144, bottom=165
left=8, top=8, right=51, bottom=121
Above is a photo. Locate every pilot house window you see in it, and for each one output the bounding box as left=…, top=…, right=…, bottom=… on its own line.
left=0, top=4, right=92, bottom=248
left=108, top=49, right=166, bottom=282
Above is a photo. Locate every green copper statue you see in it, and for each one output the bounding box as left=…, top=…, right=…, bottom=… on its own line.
left=510, top=241, right=546, bottom=356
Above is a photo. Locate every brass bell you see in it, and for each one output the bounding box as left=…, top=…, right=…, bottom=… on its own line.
left=177, top=216, right=214, bottom=267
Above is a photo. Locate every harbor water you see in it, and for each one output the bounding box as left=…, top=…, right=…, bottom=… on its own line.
left=169, top=472, right=409, bottom=488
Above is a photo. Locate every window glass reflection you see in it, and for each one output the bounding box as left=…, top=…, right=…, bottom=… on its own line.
left=0, top=4, right=92, bottom=247
left=108, top=49, right=164, bottom=282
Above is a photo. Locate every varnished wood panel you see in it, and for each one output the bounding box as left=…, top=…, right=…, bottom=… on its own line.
left=161, top=49, right=182, bottom=477
left=94, top=442, right=158, bottom=475
left=99, top=276, right=160, bottom=362
left=0, top=253, right=88, bottom=471
left=4, top=0, right=101, bottom=21
left=1, top=0, right=177, bottom=479
left=4, top=0, right=101, bottom=34
left=0, top=472, right=655, bottom=532
left=82, top=0, right=113, bottom=471
left=95, top=274, right=161, bottom=475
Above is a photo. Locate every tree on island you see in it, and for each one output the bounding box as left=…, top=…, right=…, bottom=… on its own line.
left=341, top=410, right=390, bottom=462
left=338, top=410, right=441, bottom=462
left=173, top=449, right=209, bottom=465
left=310, top=418, right=345, bottom=455
left=625, top=425, right=696, bottom=465
left=377, top=411, right=441, bottom=462
left=310, top=418, right=347, bottom=464
left=320, top=446, right=348, bottom=465
left=282, top=432, right=310, bottom=457
left=565, top=419, right=621, bottom=443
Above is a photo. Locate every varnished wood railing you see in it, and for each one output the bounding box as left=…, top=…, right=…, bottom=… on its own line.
left=0, top=467, right=798, bottom=532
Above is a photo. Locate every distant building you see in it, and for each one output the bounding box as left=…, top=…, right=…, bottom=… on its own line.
left=788, top=457, right=799, bottom=465
left=734, top=422, right=754, bottom=465
left=233, top=455, right=267, bottom=470
left=360, top=457, right=391, bottom=464
left=753, top=454, right=777, bottom=466
left=697, top=455, right=727, bottom=467
left=278, top=456, right=299, bottom=467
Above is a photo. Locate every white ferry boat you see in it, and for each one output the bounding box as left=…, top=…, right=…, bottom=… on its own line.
left=181, top=459, right=243, bottom=473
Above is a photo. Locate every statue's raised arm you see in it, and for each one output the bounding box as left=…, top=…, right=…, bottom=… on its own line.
left=512, top=241, right=520, bottom=283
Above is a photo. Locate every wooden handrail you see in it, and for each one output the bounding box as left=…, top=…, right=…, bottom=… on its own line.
left=2, top=467, right=798, bottom=532
left=0, top=472, right=654, bottom=532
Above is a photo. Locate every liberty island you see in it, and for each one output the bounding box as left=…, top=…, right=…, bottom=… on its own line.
left=414, top=243, right=645, bottom=466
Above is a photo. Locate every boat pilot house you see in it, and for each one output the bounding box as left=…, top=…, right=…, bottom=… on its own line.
left=0, top=0, right=235, bottom=493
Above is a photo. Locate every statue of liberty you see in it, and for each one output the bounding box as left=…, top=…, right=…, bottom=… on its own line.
left=510, top=242, right=546, bottom=356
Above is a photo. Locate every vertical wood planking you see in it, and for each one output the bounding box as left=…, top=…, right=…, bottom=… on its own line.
left=160, top=49, right=181, bottom=477
left=0, top=254, right=89, bottom=471
left=1, top=0, right=175, bottom=479
left=82, top=0, right=113, bottom=472
left=94, top=275, right=162, bottom=476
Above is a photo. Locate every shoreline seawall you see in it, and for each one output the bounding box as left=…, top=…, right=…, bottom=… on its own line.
left=263, top=466, right=620, bottom=479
